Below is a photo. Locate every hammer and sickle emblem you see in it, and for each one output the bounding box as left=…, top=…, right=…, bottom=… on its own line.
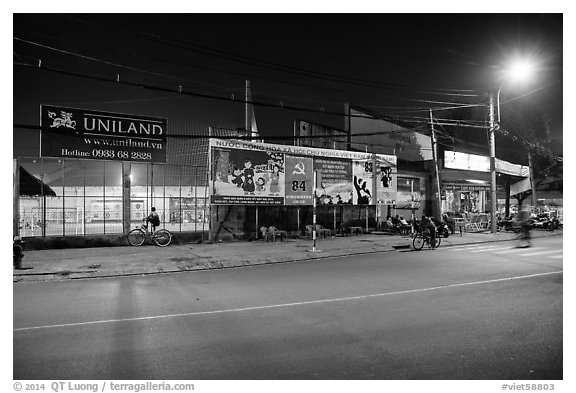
left=292, top=162, right=306, bottom=175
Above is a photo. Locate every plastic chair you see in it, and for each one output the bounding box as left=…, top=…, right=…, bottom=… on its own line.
left=260, top=226, right=271, bottom=242
left=315, top=224, right=332, bottom=238
left=268, top=226, right=288, bottom=241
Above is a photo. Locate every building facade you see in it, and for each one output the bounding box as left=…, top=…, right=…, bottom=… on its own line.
left=345, top=105, right=539, bottom=220
left=13, top=106, right=210, bottom=241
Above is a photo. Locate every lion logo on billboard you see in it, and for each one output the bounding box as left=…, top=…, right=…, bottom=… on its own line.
left=48, top=111, right=77, bottom=130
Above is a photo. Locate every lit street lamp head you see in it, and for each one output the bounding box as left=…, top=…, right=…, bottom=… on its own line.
left=495, top=58, right=536, bottom=123
left=505, top=59, right=535, bottom=84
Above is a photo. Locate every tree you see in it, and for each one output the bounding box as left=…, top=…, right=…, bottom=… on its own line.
left=501, top=110, right=562, bottom=208
left=513, top=148, right=562, bottom=208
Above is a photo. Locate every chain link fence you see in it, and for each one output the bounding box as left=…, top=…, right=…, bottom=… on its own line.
left=16, top=157, right=209, bottom=237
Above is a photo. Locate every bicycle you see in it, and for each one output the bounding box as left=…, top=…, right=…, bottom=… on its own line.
left=412, top=227, right=441, bottom=250
left=128, top=222, right=172, bottom=247
left=513, top=223, right=531, bottom=248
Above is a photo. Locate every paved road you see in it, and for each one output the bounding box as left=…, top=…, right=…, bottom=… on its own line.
left=14, top=236, right=562, bottom=380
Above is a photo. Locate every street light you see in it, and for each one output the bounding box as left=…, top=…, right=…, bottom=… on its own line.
left=496, top=60, right=536, bottom=123
left=488, top=60, right=535, bottom=233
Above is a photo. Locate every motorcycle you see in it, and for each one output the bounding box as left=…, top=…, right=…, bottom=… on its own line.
left=432, top=218, right=450, bottom=238
left=543, top=217, right=561, bottom=231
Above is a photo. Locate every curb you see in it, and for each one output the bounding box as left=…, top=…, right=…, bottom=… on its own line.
left=12, top=246, right=401, bottom=282
left=13, top=231, right=562, bottom=283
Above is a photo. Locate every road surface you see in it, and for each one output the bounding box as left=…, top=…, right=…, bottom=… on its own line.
left=14, top=236, right=562, bottom=379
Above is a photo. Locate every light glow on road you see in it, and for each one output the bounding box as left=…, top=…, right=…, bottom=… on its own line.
left=13, top=270, right=563, bottom=333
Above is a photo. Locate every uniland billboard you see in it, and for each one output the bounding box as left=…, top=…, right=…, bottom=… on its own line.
left=40, top=105, right=167, bottom=163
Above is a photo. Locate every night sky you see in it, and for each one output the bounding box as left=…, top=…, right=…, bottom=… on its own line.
left=13, top=13, right=563, bottom=159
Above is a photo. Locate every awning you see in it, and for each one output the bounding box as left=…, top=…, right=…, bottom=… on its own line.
left=440, top=168, right=491, bottom=183
left=19, top=166, right=56, bottom=197
left=440, top=168, right=526, bottom=190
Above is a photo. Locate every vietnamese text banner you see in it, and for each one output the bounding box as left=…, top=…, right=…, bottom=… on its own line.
left=352, top=159, right=374, bottom=205
left=285, top=156, right=314, bottom=205
left=40, top=105, right=167, bottom=163
left=209, top=138, right=397, bottom=206
left=210, top=138, right=386, bottom=162
left=314, top=157, right=353, bottom=204
left=376, top=156, right=398, bottom=205
left=210, top=144, right=285, bottom=205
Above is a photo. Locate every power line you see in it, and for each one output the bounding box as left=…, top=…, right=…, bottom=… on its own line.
left=377, top=102, right=486, bottom=114
left=13, top=36, right=239, bottom=96
left=15, top=26, right=360, bottom=97
left=57, top=14, right=484, bottom=97
left=17, top=61, right=494, bottom=130
left=15, top=35, right=488, bottom=113
left=499, top=81, right=562, bottom=107
left=19, top=60, right=545, bottom=160
left=13, top=122, right=453, bottom=155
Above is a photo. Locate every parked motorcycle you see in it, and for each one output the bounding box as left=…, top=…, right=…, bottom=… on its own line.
left=432, top=218, right=450, bottom=238
left=543, top=217, right=562, bottom=231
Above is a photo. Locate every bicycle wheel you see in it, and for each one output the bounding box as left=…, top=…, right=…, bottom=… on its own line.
left=153, top=229, right=172, bottom=247
left=412, top=234, right=424, bottom=250
left=128, top=229, right=146, bottom=246
left=431, top=236, right=441, bottom=249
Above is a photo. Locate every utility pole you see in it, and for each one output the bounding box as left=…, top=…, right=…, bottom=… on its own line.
left=122, top=162, right=131, bottom=235
left=488, top=92, right=498, bottom=233
left=528, top=152, right=537, bottom=212
left=309, top=170, right=320, bottom=252
left=345, top=103, right=352, bottom=151
left=410, top=179, right=415, bottom=235
left=245, top=80, right=251, bottom=135
left=13, top=158, right=20, bottom=237
left=429, top=109, right=442, bottom=220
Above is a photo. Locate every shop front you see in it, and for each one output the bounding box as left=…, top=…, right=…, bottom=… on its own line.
left=440, top=151, right=529, bottom=216
left=442, top=178, right=491, bottom=214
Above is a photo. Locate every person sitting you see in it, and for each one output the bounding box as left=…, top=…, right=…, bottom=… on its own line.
left=144, top=207, right=161, bottom=233
left=443, top=213, right=455, bottom=234
left=399, top=216, right=410, bottom=234
left=383, top=216, right=394, bottom=232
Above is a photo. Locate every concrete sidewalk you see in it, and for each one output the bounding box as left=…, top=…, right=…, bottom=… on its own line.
left=13, top=229, right=562, bottom=283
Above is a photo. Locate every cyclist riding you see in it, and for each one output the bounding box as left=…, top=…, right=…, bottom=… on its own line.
left=128, top=207, right=172, bottom=247
left=514, top=207, right=532, bottom=247
left=144, top=207, right=160, bottom=233
left=420, top=215, right=437, bottom=249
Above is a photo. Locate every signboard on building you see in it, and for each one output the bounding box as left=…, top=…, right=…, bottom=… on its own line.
left=495, top=159, right=530, bottom=177
left=442, top=182, right=491, bottom=191
left=294, top=120, right=348, bottom=150
left=444, top=151, right=530, bottom=177
left=209, top=138, right=397, bottom=206
left=510, top=178, right=532, bottom=196
left=40, top=105, right=167, bottom=163
left=349, top=108, right=433, bottom=161
left=444, top=151, right=490, bottom=172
